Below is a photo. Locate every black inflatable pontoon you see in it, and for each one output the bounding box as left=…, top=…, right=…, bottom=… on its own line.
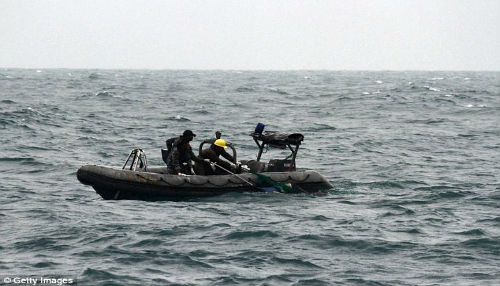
left=77, top=165, right=331, bottom=200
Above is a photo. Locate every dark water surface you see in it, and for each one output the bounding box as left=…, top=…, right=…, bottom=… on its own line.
left=1, top=69, right=499, bottom=285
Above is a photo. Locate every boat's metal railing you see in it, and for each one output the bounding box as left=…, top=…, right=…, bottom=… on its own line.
left=122, top=148, right=148, bottom=171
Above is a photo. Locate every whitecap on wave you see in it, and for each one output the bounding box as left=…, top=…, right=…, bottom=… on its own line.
left=95, top=91, right=114, bottom=97
left=466, top=104, right=486, bottom=108
left=424, top=86, right=440, bottom=92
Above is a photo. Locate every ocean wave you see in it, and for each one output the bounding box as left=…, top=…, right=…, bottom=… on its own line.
left=0, top=107, right=65, bottom=130
left=344, top=278, right=388, bottom=286
left=309, top=123, right=337, bottom=131
left=380, top=207, right=416, bottom=217
left=78, top=126, right=100, bottom=134
left=426, top=86, right=440, bottom=92
left=267, top=88, right=289, bottom=95
left=454, top=229, right=486, bottom=236
left=235, top=87, right=256, bottom=92
left=405, top=118, right=446, bottom=124
left=460, top=237, right=500, bottom=254
left=334, top=95, right=355, bottom=101
left=413, top=186, right=474, bottom=200
left=0, top=118, right=18, bottom=128
left=337, top=200, right=358, bottom=205
left=364, top=181, right=406, bottom=189
left=393, top=228, right=422, bottom=234
left=77, top=233, right=127, bottom=246
left=125, top=238, right=164, bottom=248
left=31, top=261, right=61, bottom=268
left=413, top=185, right=462, bottom=191
left=310, top=215, right=329, bottom=221
left=353, top=139, right=383, bottom=148
left=0, top=157, right=37, bottom=164
left=95, top=91, right=114, bottom=97
left=166, top=83, right=185, bottom=92
left=14, top=237, right=70, bottom=251
left=457, top=133, right=478, bottom=138
left=192, top=109, right=211, bottom=115
left=434, top=97, right=457, bottom=105
left=80, top=268, right=141, bottom=286
left=289, top=234, right=415, bottom=254
left=432, top=190, right=470, bottom=199
left=188, top=249, right=217, bottom=258
left=78, top=91, right=136, bottom=103
left=166, top=115, right=191, bottom=121
left=88, top=73, right=101, bottom=80
left=224, top=230, right=279, bottom=239
left=1, top=107, right=43, bottom=118
left=272, top=256, right=324, bottom=269
left=413, top=253, right=477, bottom=262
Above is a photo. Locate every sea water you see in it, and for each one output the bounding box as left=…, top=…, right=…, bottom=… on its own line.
left=1, top=69, right=499, bottom=285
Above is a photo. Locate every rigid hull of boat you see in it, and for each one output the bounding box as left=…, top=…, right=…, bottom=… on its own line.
left=77, top=165, right=332, bottom=200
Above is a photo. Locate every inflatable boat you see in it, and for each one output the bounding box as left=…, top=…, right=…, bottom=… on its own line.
left=77, top=127, right=332, bottom=200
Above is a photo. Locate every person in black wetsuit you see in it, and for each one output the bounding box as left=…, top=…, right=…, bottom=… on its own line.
left=165, top=130, right=203, bottom=175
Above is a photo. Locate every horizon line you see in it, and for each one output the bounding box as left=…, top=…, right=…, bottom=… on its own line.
left=1, top=66, right=499, bottom=72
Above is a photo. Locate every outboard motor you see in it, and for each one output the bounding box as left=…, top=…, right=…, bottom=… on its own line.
left=267, top=159, right=295, bottom=172
left=122, top=148, right=148, bottom=171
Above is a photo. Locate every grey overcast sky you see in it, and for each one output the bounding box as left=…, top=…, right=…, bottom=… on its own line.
left=1, top=0, right=499, bottom=70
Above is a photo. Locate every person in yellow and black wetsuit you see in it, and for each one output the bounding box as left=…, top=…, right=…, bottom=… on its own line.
left=195, top=139, right=240, bottom=175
